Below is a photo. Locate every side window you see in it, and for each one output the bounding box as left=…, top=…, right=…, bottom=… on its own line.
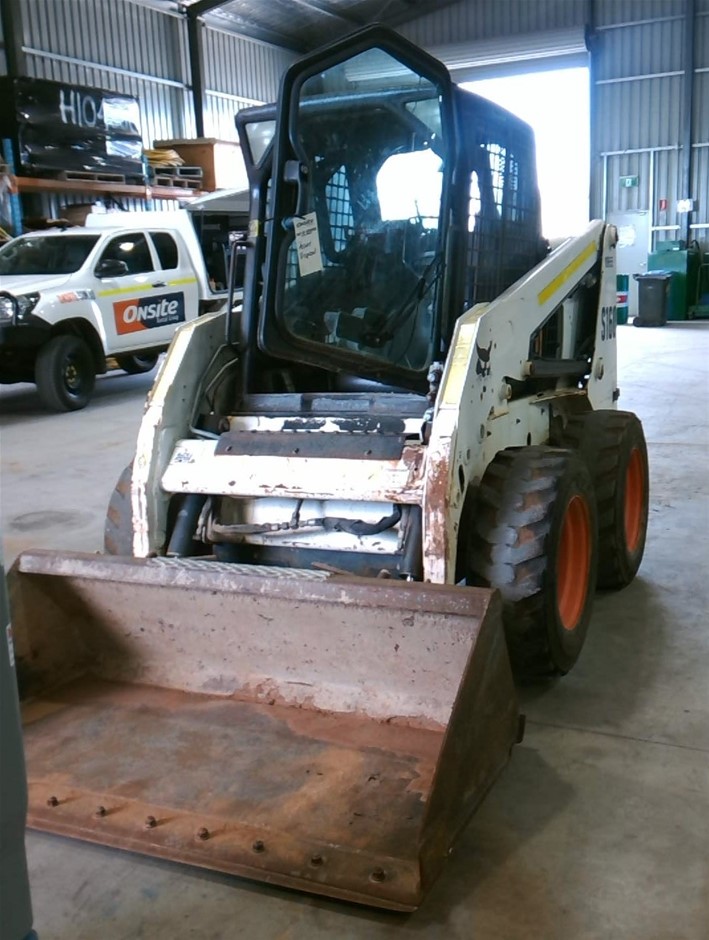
left=150, top=232, right=179, bottom=270
left=98, top=233, right=153, bottom=275
left=465, top=137, right=540, bottom=309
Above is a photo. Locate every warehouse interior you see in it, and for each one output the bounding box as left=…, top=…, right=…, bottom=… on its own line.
left=1, top=0, right=708, bottom=937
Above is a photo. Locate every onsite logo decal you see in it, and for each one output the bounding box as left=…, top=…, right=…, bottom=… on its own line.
left=113, top=291, right=185, bottom=335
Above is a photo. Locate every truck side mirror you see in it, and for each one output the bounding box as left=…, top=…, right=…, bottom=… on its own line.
left=95, top=259, right=129, bottom=278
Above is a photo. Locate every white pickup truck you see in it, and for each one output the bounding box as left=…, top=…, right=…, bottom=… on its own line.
left=0, top=189, right=249, bottom=411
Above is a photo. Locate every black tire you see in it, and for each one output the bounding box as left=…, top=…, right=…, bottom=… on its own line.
left=115, top=353, right=159, bottom=375
left=35, top=334, right=95, bottom=412
left=561, top=410, right=649, bottom=589
left=104, top=464, right=135, bottom=555
left=466, top=446, right=599, bottom=678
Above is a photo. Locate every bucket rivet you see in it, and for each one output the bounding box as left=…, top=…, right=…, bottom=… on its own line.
left=370, top=867, right=386, bottom=883
left=95, top=806, right=107, bottom=818
left=310, top=854, right=323, bottom=867
left=252, top=840, right=265, bottom=853
left=144, top=815, right=157, bottom=829
left=46, top=796, right=59, bottom=807
left=197, top=827, right=210, bottom=841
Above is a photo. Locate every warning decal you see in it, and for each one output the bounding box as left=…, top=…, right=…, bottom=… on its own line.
left=114, top=291, right=185, bottom=335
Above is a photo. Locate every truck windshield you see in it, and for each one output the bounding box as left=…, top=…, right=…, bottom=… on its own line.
left=277, top=48, right=447, bottom=375
left=0, top=235, right=100, bottom=276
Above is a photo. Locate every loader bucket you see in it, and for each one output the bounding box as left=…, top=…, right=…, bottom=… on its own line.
left=10, top=550, right=519, bottom=911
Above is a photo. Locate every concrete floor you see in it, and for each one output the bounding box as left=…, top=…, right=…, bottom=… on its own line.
left=2, top=325, right=708, bottom=939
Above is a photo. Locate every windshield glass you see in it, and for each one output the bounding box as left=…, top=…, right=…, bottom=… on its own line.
left=277, top=48, right=446, bottom=374
left=0, top=235, right=100, bottom=277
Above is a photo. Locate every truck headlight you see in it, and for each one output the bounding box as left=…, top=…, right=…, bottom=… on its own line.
left=0, top=292, right=40, bottom=322
left=0, top=294, right=14, bottom=321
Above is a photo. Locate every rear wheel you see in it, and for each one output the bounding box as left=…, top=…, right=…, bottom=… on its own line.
left=104, top=464, right=134, bottom=555
left=561, top=410, right=649, bottom=588
left=115, top=353, right=159, bottom=375
left=35, top=334, right=95, bottom=412
left=466, top=446, right=598, bottom=678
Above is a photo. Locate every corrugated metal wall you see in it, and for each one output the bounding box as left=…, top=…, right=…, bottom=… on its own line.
left=0, top=0, right=293, bottom=218
left=202, top=25, right=289, bottom=137
left=20, top=0, right=188, bottom=152
left=592, top=0, right=706, bottom=250
left=12, top=0, right=294, bottom=143
left=1, top=0, right=706, bottom=247
left=399, top=0, right=585, bottom=44
left=692, top=0, right=709, bottom=248
left=400, top=0, right=708, bottom=251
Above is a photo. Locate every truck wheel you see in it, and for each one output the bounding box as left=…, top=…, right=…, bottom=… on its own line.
left=561, top=410, right=649, bottom=589
left=35, top=334, right=95, bottom=412
left=466, top=446, right=599, bottom=678
left=104, top=464, right=135, bottom=555
left=115, top=353, right=159, bottom=375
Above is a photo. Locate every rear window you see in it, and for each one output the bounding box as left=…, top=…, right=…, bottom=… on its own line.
left=150, top=232, right=179, bottom=270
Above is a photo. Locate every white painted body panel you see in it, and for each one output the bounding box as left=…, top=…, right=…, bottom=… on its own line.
left=161, top=438, right=425, bottom=503
left=132, top=222, right=620, bottom=584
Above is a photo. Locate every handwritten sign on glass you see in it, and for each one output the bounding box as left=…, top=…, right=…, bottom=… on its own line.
left=294, top=212, right=324, bottom=277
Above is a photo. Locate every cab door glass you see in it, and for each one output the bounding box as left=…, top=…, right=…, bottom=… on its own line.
left=97, top=233, right=154, bottom=276
left=150, top=232, right=179, bottom=270
left=278, top=49, right=447, bottom=375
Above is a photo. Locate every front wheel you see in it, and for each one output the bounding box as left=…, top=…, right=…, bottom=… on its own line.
left=115, top=353, right=159, bottom=375
left=35, top=334, right=95, bottom=412
left=465, top=446, right=599, bottom=678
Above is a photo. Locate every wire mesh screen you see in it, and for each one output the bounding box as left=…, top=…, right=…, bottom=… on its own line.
left=465, top=138, right=543, bottom=308
left=324, top=166, right=354, bottom=256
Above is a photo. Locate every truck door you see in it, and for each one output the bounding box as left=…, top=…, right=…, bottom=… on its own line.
left=148, top=230, right=200, bottom=322
left=93, top=231, right=190, bottom=353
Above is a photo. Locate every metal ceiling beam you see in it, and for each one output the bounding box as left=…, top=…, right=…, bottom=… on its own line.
left=216, top=20, right=304, bottom=51
left=186, top=2, right=304, bottom=51
left=382, top=0, right=463, bottom=28
left=680, top=0, right=696, bottom=245
left=184, top=0, right=231, bottom=18
left=186, top=10, right=206, bottom=137
left=288, top=0, right=365, bottom=27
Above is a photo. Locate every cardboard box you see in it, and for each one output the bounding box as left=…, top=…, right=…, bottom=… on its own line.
left=153, top=138, right=247, bottom=192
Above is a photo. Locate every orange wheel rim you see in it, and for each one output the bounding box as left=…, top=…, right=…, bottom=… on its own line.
left=557, top=495, right=592, bottom=631
left=624, top=448, right=644, bottom=553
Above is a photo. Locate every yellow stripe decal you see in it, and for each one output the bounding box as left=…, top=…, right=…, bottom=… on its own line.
left=442, top=323, right=477, bottom=407
left=97, top=284, right=144, bottom=297
left=97, top=277, right=196, bottom=298
left=537, top=240, right=597, bottom=306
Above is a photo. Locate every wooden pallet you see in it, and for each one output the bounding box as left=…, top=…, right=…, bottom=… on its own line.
left=58, top=170, right=129, bottom=184
left=175, top=165, right=203, bottom=179
left=150, top=164, right=203, bottom=180
left=154, top=175, right=201, bottom=190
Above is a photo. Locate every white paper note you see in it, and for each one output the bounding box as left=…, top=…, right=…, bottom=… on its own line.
left=294, top=212, right=324, bottom=277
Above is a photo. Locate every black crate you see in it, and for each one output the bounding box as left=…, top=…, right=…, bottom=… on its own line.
left=0, top=76, right=144, bottom=180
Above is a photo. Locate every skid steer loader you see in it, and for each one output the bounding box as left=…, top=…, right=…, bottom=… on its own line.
left=9, top=26, right=649, bottom=911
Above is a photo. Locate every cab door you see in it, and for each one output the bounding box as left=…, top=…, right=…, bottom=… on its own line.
left=148, top=229, right=200, bottom=324
left=94, top=231, right=189, bottom=353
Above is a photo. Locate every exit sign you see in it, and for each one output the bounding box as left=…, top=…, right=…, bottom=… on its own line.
left=620, top=175, right=639, bottom=188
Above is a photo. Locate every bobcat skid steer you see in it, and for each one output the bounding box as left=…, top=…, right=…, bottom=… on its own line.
left=9, top=27, right=649, bottom=911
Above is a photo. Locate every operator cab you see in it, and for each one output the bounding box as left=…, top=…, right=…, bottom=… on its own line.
left=235, top=26, right=545, bottom=397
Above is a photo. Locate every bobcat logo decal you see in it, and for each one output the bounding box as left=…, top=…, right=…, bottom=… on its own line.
left=475, top=340, right=492, bottom=378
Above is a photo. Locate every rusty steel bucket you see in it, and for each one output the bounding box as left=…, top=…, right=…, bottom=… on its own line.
left=10, top=550, right=519, bottom=911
